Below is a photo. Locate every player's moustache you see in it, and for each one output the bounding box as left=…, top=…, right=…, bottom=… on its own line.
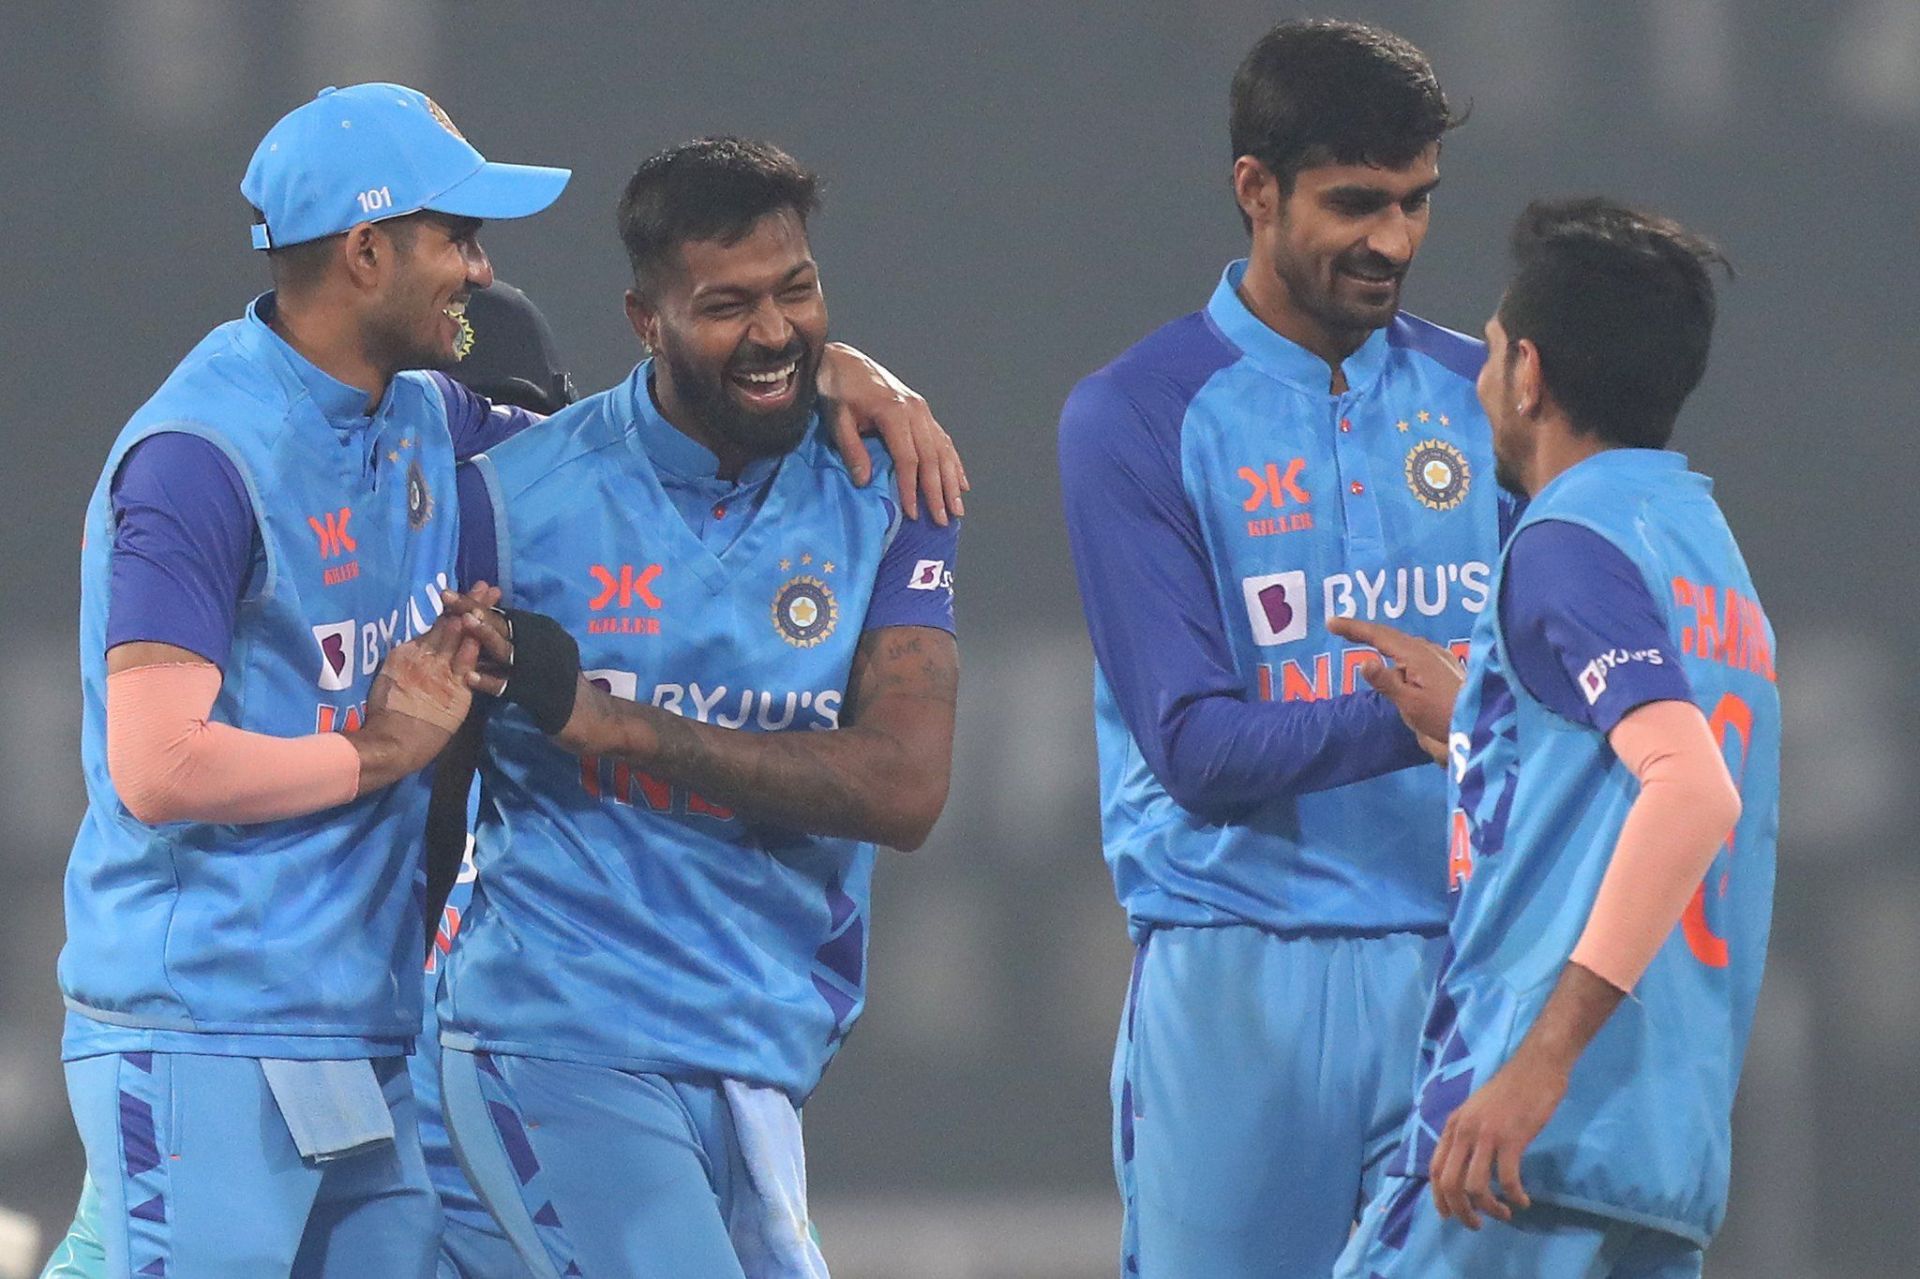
left=728, top=338, right=810, bottom=377
left=1335, top=249, right=1405, bottom=283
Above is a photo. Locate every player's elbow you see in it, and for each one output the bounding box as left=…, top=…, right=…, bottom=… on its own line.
left=1704, top=772, right=1742, bottom=843
left=1154, top=721, right=1257, bottom=822
left=110, top=756, right=190, bottom=826
left=1152, top=761, right=1247, bottom=821
left=1139, top=694, right=1262, bottom=820
left=873, top=757, right=952, bottom=852
left=880, top=777, right=950, bottom=852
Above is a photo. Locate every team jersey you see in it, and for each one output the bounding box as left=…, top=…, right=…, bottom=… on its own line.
left=1059, top=260, right=1505, bottom=939
left=102, top=371, right=536, bottom=667
left=1401, top=449, right=1781, bottom=1244
left=438, top=360, right=957, bottom=1100
left=62, top=295, right=462, bottom=1058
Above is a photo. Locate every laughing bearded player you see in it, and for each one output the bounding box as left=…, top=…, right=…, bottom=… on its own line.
left=431, top=138, right=961, bottom=1278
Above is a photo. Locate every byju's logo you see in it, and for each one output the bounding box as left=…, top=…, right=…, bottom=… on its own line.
left=907, top=559, right=952, bottom=592
left=1577, top=647, right=1666, bottom=704
left=312, top=620, right=356, bottom=691
left=1241, top=570, right=1308, bottom=646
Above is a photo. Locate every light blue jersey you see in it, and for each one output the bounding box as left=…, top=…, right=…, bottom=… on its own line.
left=1402, top=450, right=1780, bottom=1245
left=439, top=361, right=901, bottom=1100
left=1063, top=263, right=1510, bottom=1277
left=63, top=295, right=460, bottom=1059
left=1064, top=262, right=1505, bottom=940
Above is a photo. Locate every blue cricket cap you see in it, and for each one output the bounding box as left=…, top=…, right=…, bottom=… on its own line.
left=241, top=83, right=571, bottom=250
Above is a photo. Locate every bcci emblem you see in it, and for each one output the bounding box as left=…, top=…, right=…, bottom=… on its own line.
left=424, top=96, right=467, bottom=141
left=407, top=458, right=435, bottom=530
left=772, top=575, right=837, bottom=648
left=1405, top=438, right=1471, bottom=511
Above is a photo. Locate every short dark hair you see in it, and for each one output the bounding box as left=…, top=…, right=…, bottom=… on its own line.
left=248, top=205, right=419, bottom=294
left=1499, top=197, right=1732, bottom=450
left=1230, top=19, right=1458, bottom=204
left=616, top=137, right=821, bottom=298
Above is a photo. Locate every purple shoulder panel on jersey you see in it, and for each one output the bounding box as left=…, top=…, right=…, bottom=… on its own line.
left=106, top=432, right=257, bottom=667
left=454, top=462, right=500, bottom=591
left=863, top=504, right=959, bottom=633
left=1386, top=313, right=1487, bottom=383
left=1499, top=519, right=1693, bottom=733
left=431, top=371, right=544, bottom=462
left=1059, top=313, right=1424, bottom=819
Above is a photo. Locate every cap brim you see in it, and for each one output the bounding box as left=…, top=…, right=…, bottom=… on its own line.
left=424, top=160, right=571, bottom=222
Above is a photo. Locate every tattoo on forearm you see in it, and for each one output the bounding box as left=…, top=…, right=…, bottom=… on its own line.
left=595, top=627, right=957, bottom=845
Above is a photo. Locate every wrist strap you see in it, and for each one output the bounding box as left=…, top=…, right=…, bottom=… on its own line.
left=494, top=608, right=580, bottom=735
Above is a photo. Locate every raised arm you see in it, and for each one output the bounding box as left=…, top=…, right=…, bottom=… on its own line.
left=816, top=342, right=968, bottom=526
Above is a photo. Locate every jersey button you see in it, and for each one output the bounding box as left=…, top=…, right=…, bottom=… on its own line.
left=1350, top=481, right=1365, bottom=494
left=1339, top=418, right=1352, bottom=432
left=712, top=503, right=727, bottom=520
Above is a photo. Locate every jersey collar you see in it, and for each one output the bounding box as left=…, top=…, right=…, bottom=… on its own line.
left=1532, top=447, right=1699, bottom=506
left=623, top=359, right=784, bottom=489
left=1206, top=260, right=1393, bottom=396
left=246, top=293, right=383, bottom=430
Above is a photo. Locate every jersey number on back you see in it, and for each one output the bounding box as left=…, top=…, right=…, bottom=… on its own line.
left=1681, top=691, right=1754, bottom=969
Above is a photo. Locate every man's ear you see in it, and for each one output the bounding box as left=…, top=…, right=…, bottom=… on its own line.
left=341, top=222, right=385, bottom=289
left=624, top=288, right=659, bottom=352
left=1513, top=337, right=1546, bottom=416
left=1231, top=156, right=1282, bottom=227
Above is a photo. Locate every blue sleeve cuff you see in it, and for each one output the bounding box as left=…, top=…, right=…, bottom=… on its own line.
left=863, top=508, right=959, bottom=633
left=1500, top=520, right=1693, bottom=732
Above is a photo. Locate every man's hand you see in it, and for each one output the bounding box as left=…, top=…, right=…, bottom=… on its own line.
left=1427, top=1050, right=1565, bottom=1229
left=441, top=588, right=588, bottom=738
left=1430, top=960, right=1626, bottom=1229
left=1326, top=616, right=1465, bottom=745
left=349, top=610, right=483, bottom=793
left=817, top=341, right=968, bottom=526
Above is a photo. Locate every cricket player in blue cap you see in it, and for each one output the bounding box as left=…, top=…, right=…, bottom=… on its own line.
left=55, top=82, right=965, bottom=1279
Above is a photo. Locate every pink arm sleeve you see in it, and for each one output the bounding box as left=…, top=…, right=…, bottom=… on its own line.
left=1569, top=699, right=1743, bottom=992
left=106, top=662, right=361, bottom=825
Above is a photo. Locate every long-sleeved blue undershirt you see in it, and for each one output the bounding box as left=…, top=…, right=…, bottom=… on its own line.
left=1060, top=260, right=1506, bottom=938
left=1060, top=370, right=1428, bottom=819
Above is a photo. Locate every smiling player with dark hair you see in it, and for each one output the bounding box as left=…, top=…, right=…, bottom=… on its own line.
left=1333, top=198, right=1776, bottom=1279
left=430, top=137, right=960, bottom=1278
left=1058, top=19, right=1514, bottom=1276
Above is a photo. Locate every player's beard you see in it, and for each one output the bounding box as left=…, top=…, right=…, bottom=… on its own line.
left=659, top=334, right=821, bottom=461
left=367, top=285, right=466, bottom=377
left=1492, top=415, right=1534, bottom=495
left=1271, top=242, right=1407, bottom=341
left=1494, top=450, right=1527, bottom=496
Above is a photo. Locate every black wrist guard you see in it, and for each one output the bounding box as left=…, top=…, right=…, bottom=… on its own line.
left=495, top=608, right=581, bottom=735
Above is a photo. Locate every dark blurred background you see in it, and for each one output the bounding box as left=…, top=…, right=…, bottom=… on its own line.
left=1, top=2, right=1914, bottom=1275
